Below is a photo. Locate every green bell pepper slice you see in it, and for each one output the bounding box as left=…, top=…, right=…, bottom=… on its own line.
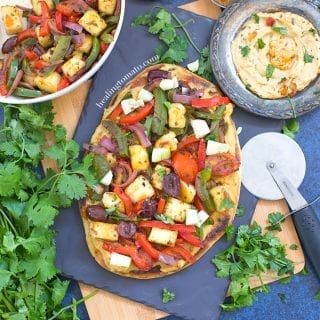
left=85, top=37, right=100, bottom=70
left=7, top=57, right=19, bottom=88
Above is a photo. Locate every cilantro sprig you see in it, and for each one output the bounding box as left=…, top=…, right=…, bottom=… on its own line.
left=0, top=102, right=96, bottom=318
left=132, top=8, right=213, bottom=81
left=212, top=222, right=294, bottom=311
left=162, top=288, right=175, bottom=303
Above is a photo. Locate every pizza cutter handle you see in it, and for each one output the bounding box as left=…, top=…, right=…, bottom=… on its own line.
left=292, top=206, right=320, bottom=278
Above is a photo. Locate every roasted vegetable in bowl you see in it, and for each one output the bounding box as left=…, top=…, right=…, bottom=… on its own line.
left=0, top=0, right=121, bottom=98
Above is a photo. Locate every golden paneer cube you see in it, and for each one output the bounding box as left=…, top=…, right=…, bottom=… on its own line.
left=129, top=145, right=150, bottom=171
left=79, top=10, right=107, bottom=37
left=89, top=221, right=119, bottom=241
left=155, top=132, right=178, bottom=151
left=151, top=164, right=170, bottom=190
left=148, top=227, right=178, bottom=247
left=168, top=103, right=186, bottom=128
left=209, top=185, right=233, bottom=212
left=179, top=180, right=196, bottom=204
left=62, top=55, right=85, bottom=78
left=102, top=192, right=125, bottom=212
left=1, top=6, right=23, bottom=35
left=125, top=175, right=155, bottom=203
left=31, top=0, right=54, bottom=16
left=163, top=197, right=191, bottom=223
left=98, top=0, right=117, bottom=15
left=36, top=26, right=53, bottom=48
left=35, top=72, right=61, bottom=93
left=76, top=34, right=93, bottom=54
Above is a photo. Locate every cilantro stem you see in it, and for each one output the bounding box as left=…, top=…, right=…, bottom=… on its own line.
left=0, top=207, right=18, bottom=236
left=171, top=13, right=201, bottom=54
left=173, top=18, right=194, bottom=28
left=47, top=290, right=98, bottom=320
left=0, top=291, right=15, bottom=312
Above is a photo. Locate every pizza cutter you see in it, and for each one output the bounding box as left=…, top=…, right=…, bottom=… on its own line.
left=242, top=132, right=320, bottom=278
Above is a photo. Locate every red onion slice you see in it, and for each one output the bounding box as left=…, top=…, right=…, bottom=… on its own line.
left=159, top=253, right=177, bottom=266
left=99, top=135, right=116, bottom=152
left=48, top=20, right=66, bottom=35
left=147, top=69, right=170, bottom=82
left=6, top=70, right=24, bottom=97
left=127, top=123, right=152, bottom=148
left=112, top=170, right=138, bottom=189
left=72, top=33, right=85, bottom=46
left=172, top=92, right=193, bottom=105
left=83, top=143, right=108, bottom=155
left=63, top=21, right=83, bottom=33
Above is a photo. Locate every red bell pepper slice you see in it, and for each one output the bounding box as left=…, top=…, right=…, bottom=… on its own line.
left=17, top=28, right=37, bottom=43
left=113, top=186, right=134, bottom=217
left=194, top=195, right=205, bottom=211
left=139, top=221, right=196, bottom=233
left=162, top=245, right=196, bottom=263
left=109, top=104, right=123, bottom=121
left=100, top=42, right=109, bottom=55
left=41, top=1, right=51, bottom=19
left=0, top=84, right=8, bottom=96
left=177, top=135, right=199, bottom=150
left=25, top=49, right=38, bottom=61
left=136, top=233, right=159, bottom=260
left=157, top=198, right=166, bottom=214
left=191, top=96, right=231, bottom=108
left=119, top=101, right=154, bottom=126
left=179, top=232, right=203, bottom=248
left=102, top=243, right=152, bottom=270
left=266, top=17, right=275, bottom=26
left=34, top=60, right=50, bottom=70
left=172, top=151, right=198, bottom=184
left=55, top=11, right=64, bottom=32
left=29, top=14, right=42, bottom=24
left=58, top=76, right=70, bottom=91
left=39, top=20, right=50, bottom=37
left=68, top=15, right=81, bottom=23
left=56, top=3, right=76, bottom=16
left=197, top=139, right=206, bottom=171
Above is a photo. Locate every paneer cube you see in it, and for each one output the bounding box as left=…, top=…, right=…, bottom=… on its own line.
left=155, top=132, right=178, bottom=151
left=76, top=34, right=93, bottom=54
left=125, top=175, right=155, bottom=203
left=163, top=197, right=191, bottom=223
left=36, top=26, right=53, bottom=48
left=168, top=103, right=186, bottom=128
left=1, top=6, right=23, bottom=35
left=129, top=145, right=150, bottom=171
left=61, top=55, right=85, bottom=78
left=209, top=186, right=233, bottom=212
left=89, top=221, right=119, bottom=241
left=32, top=0, right=54, bottom=16
left=98, top=0, right=117, bottom=15
left=148, top=227, right=178, bottom=247
left=151, top=164, right=170, bottom=190
left=109, top=252, right=132, bottom=269
left=102, top=192, right=125, bottom=212
left=191, top=119, right=210, bottom=138
left=35, top=72, right=61, bottom=93
left=179, top=180, right=196, bottom=203
left=79, top=10, right=107, bottom=37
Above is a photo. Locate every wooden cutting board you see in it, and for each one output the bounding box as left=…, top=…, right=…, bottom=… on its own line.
left=51, top=1, right=305, bottom=319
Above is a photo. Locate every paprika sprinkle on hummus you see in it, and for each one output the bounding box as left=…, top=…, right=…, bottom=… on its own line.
left=231, top=12, right=320, bottom=99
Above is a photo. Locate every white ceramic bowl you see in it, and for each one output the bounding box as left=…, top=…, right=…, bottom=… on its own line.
left=0, top=0, right=125, bottom=104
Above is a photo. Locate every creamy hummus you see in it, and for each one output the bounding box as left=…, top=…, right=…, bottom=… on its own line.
left=231, top=12, right=320, bottom=99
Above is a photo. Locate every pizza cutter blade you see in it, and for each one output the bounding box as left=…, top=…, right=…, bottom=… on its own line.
left=242, top=132, right=320, bottom=278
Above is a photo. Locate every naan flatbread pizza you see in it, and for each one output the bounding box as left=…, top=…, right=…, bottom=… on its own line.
left=80, top=63, right=241, bottom=278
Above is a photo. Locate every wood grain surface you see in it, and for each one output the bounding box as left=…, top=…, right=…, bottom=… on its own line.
left=50, top=0, right=305, bottom=319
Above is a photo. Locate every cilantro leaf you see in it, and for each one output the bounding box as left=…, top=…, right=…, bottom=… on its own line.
left=0, top=162, right=21, bottom=197
left=282, top=118, right=299, bottom=139
left=266, top=64, right=275, bottom=80
left=57, top=174, right=87, bottom=201
left=266, top=211, right=285, bottom=231
left=289, top=244, right=298, bottom=250
left=225, top=224, right=235, bottom=240
left=158, top=35, right=188, bottom=63
left=131, top=12, right=155, bottom=27
left=0, top=269, right=12, bottom=291
left=304, top=49, right=314, bottom=63
left=315, top=291, right=320, bottom=301
left=236, top=205, right=245, bottom=217
left=240, top=45, right=250, bottom=57
left=257, top=38, right=265, bottom=49
left=271, top=26, right=288, bottom=35
left=196, top=46, right=213, bottom=81
left=162, top=288, right=175, bottom=303
left=219, top=198, right=234, bottom=211
left=252, top=13, right=259, bottom=23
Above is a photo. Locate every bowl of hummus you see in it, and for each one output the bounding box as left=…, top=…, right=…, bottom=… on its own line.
left=210, top=0, right=320, bottom=119
left=231, top=11, right=320, bottom=99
